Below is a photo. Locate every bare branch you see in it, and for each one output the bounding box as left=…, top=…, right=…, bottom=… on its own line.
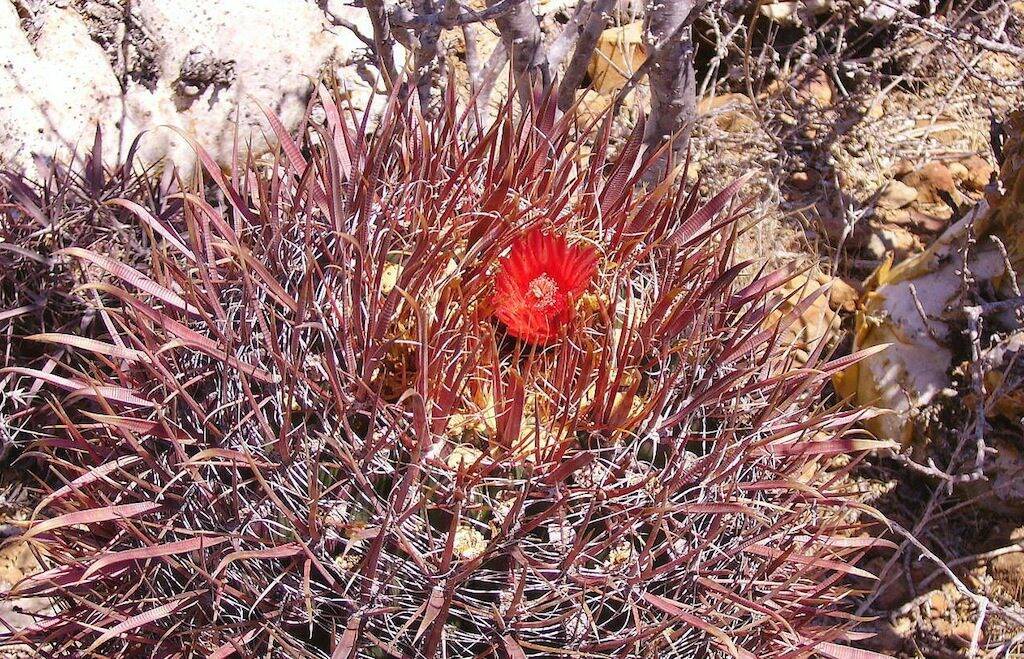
left=556, top=0, right=617, bottom=111
left=547, top=0, right=597, bottom=70
left=642, top=0, right=700, bottom=181
left=392, top=0, right=529, bottom=29
left=889, top=2, right=1024, bottom=58
left=487, top=0, right=550, bottom=103
left=886, top=451, right=985, bottom=486
left=364, top=0, right=400, bottom=90
left=409, top=0, right=445, bottom=112
left=317, top=3, right=377, bottom=51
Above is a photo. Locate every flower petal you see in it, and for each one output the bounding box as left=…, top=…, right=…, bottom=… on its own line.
left=491, top=230, right=598, bottom=344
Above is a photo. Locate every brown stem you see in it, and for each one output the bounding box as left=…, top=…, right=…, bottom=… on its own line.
left=556, top=0, right=617, bottom=111
left=487, top=0, right=550, bottom=104
left=365, top=0, right=399, bottom=90
left=642, top=0, right=698, bottom=182
left=392, top=0, right=529, bottom=29
left=410, top=0, right=444, bottom=112
left=547, top=0, right=595, bottom=69
left=463, top=22, right=485, bottom=124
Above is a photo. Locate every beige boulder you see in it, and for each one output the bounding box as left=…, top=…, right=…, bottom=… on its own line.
left=588, top=21, right=646, bottom=95
left=835, top=206, right=1007, bottom=446
left=0, top=0, right=382, bottom=178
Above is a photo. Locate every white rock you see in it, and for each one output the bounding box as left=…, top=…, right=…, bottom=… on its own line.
left=841, top=205, right=1006, bottom=445
left=0, top=3, right=125, bottom=174
left=0, top=0, right=380, bottom=179
left=760, top=2, right=800, bottom=25
left=859, top=0, right=914, bottom=24
left=803, top=0, right=835, bottom=14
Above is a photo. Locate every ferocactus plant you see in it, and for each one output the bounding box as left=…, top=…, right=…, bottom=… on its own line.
left=0, top=130, right=179, bottom=455
left=3, top=91, right=889, bottom=657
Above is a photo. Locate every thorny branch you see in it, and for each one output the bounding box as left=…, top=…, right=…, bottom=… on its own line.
left=889, top=2, right=1024, bottom=58
left=331, top=0, right=704, bottom=161
left=392, top=0, right=528, bottom=29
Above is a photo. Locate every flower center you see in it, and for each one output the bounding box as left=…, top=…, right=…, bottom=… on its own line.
left=527, top=273, right=560, bottom=310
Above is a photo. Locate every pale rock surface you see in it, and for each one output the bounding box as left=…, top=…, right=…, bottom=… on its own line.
left=758, top=0, right=916, bottom=24
left=0, top=2, right=124, bottom=173
left=859, top=0, right=915, bottom=24
left=836, top=204, right=1006, bottom=446
left=876, top=179, right=918, bottom=210
left=0, top=0, right=381, bottom=178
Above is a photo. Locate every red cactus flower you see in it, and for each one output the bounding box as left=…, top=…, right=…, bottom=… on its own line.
left=493, top=229, right=598, bottom=344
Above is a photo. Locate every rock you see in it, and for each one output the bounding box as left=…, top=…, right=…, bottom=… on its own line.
left=902, top=162, right=959, bottom=205
left=698, top=93, right=756, bottom=132
left=0, top=531, right=53, bottom=642
left=988, top=525, right=1024, bottom=598
left=980, top=52, right=1018, bottom=79
left=829, top=277, right=861, bottom=311
left=952, top=622, right=981, bottom=644
left=877, top=179, right=919, bottom=210
left=0, top=2, right=124, bottom=174
left=815, top=214, right=844, bottom=243
left=778, top=111, right=798, bottom=126
left=927, top=591, right=948, bottom=618
left=767, top=270, right=841, bottom=367
left=697, top=94, right=742, bottom=115
left=983, top=333, right=1024, bottom=421
left=760, top=1, right=799, bottom=25
left=790, top=170, right=819, bottom=191
left=915, top=201, right=953, bottom=220
left=835, top=207, right=1008, bottom=446
left=174, top=45, right=236, bottom=103
left=574, top=89, right=614, bottom=128
left=0, top=0, right=380, bottom=178
left=891, top=159, right=916, bottom=178
left=913, top=118, right=964, bottom=146
left=794, top=67, right=833, bottom=108
left=803, top=0, right=835, bottom=14
left=720, top=112, right=757, bottom=133
left=866, top=99, right=885, bottom=120
left=947, top=161, right=969, bottom=183
left=860, top=0, right=914, bottom=24
left=862, top=222, right=919, bottom=260
left=588, top=21, right=646, bottom=95
left=876, top=207, right=948, bottom=234
left=957, top=154, right=994, bottom=192
left=932, top=126, right=964, bottom=146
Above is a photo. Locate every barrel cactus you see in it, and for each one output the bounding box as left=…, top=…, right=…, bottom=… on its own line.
left=3, top=92, right=889, bottom=657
